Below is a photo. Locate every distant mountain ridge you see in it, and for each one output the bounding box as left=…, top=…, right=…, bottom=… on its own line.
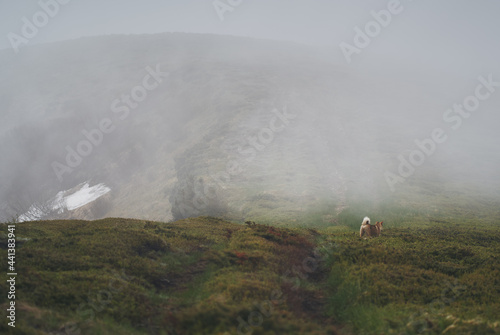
left=1, top=33, right=499, bottom=222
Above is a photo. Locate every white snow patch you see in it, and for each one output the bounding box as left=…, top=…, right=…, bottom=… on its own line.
left=18, top=205, right=45, bottom=222
left=55, top=182, right=111, bottom=211
left=18, top=182, right=111, bottom=221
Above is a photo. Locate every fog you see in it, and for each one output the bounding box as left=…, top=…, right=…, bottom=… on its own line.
left=0, top=1, right=499, bottom=222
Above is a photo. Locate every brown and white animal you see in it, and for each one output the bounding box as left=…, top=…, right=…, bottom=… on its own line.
left=359, top=217, right=383, bottom=238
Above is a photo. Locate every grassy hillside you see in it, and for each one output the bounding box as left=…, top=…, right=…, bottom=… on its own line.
left=1, top=213, right=499, bottom=334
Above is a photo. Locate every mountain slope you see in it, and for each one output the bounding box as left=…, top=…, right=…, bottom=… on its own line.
left=1, top=33, right=499, bottom=222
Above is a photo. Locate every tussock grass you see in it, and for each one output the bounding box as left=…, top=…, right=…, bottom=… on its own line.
left=322, top=223, right=500, bottom=334
left=0, top=210, right=499, bottom=334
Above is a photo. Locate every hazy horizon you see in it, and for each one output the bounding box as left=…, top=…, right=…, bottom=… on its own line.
left=1, top=1, right=499, bottom=75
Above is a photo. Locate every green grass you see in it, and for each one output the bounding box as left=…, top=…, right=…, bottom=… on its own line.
left=321, top=222, right=500, bottom=334
left=0, top=207, right=499, bottom=334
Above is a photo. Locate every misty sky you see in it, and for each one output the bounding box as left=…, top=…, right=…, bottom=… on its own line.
left=1, top=0, right=499, bottom=75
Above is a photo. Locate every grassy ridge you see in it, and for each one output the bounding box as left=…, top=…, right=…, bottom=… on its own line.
left=0, top=218, right=337, bottom=334
left=0, top=216, right=499, bottom=334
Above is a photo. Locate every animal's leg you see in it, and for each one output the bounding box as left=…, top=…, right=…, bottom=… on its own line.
left=360, top=225, right=367, bottom=238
